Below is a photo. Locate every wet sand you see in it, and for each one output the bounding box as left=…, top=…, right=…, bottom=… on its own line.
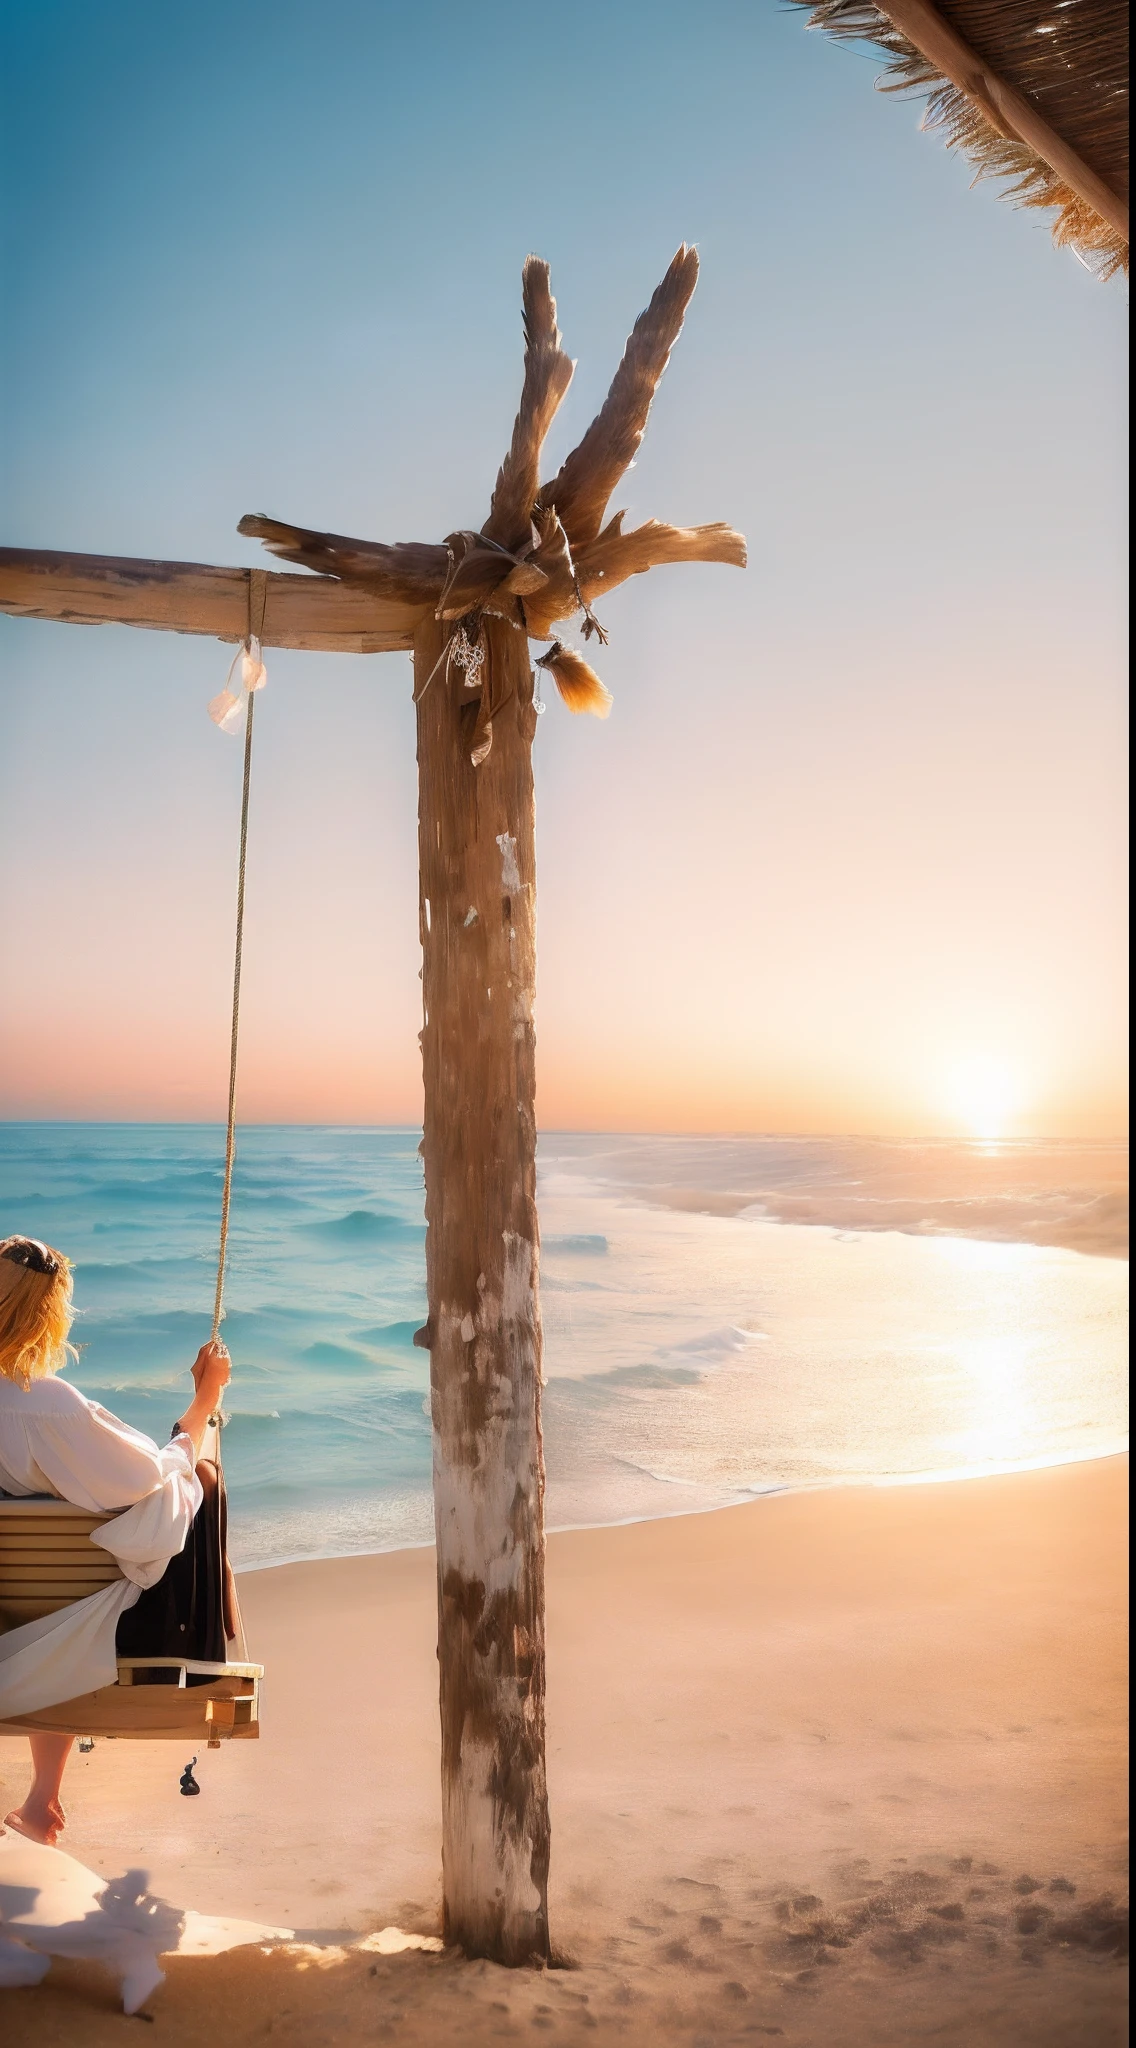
left=1, top=1454, right=1128, bottom=2044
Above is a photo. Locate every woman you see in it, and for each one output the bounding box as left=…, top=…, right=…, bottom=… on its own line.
left=0, top=1234, right=232, bottom=1846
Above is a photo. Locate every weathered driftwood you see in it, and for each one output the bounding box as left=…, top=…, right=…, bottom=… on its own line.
left=574, top=515, right=745, bottom=611
left=235, top=516, right=448, bottom=606
left=415, top=611, right=550, bottom=1962
left=483, top=258, right=575, bottom=554
left=539, top=244, right=700, bottom=547
left=0, top=249, right=745, bottom=1967
left=225, top=248, right=745, bottom=671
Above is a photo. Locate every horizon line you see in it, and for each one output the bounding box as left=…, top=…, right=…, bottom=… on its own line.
left=0, top=1117, right=1128, bottom=1148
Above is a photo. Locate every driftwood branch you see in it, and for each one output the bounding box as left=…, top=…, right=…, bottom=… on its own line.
left=482, top=259, right=575, bottom=553
left=572, top=517, right=747, bottom=608
left=0, top=548, right=423, bottom=652
left=539, top=246, right=701, bottom=549
left=518, top=517, right=745, bottom=642
left=236, top=515, right=447, bottom=606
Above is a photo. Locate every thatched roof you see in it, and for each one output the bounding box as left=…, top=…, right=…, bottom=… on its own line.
left=792, top=0, right=1128, bottom=277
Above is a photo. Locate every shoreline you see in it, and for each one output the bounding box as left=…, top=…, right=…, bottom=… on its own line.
left=232, top=1439, right=1131, bottom=1575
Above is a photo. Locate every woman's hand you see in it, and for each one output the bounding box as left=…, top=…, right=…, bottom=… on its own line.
left=174, top=1341, right=232, bottom=1459
left=191, top=1340, right=232, bottom=1410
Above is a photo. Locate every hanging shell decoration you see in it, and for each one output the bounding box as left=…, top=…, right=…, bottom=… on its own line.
left=208, top=635, right=267, bottom=732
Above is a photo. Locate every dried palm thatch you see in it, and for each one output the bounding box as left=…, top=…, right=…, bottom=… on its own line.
left=792, top=0, right=1128, bottom=277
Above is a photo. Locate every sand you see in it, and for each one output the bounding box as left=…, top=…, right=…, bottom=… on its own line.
left=1, top=1454, right=1128, bottom=2044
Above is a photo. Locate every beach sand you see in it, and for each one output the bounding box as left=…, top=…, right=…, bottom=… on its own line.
left=1, top=1454, right=1128, bottom=2044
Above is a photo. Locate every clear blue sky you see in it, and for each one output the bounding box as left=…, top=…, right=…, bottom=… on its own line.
left=1, top=0, right=1128, bottom=1135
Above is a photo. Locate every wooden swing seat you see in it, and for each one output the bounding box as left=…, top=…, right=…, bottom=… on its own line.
left=0, top=1497, right=262, bottom=1742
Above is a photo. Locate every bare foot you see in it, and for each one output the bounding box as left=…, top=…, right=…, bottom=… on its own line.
left=4, top=1802, right=64, bottom=1847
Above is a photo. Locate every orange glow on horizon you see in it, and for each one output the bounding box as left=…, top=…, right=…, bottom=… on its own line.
left=1, top=1014, right=1125, bottom=1142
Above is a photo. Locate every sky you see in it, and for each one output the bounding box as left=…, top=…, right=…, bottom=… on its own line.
left=0, top=0, right=1128, bottom=1139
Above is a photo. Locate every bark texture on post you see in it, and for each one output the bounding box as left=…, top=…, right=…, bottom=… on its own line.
left=415, top=612, right=551, bottom=1964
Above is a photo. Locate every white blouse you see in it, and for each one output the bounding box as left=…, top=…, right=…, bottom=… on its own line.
left=0, top=1371, right=197, bottom=1512
left=0, top=1373, right=203, bottom=1721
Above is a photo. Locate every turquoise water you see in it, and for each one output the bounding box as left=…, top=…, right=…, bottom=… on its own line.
left=0, top=1125, right=1127, bottom=1567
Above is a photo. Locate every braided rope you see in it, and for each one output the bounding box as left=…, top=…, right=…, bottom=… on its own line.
left=211, top=682, right=255, bottom=1341
left=210, top=575, right=266, bottom=1341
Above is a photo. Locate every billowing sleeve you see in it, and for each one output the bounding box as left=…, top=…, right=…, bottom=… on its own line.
left=18, top=1379, right=201, bottom=1519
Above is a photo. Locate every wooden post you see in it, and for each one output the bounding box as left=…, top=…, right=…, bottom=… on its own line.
left=414, top=612, right=551, bottom=1963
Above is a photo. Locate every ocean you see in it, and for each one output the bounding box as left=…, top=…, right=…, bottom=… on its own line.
left=0, top=1125, right=1127, bottom=1569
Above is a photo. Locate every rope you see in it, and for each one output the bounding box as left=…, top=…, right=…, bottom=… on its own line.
left=210, top=573, right=266, bottom=1342
left=211, top=682, right=255, bottom=1341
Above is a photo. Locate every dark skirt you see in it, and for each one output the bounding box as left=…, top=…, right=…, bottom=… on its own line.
left=115, top=1456, right=236, bottom=1684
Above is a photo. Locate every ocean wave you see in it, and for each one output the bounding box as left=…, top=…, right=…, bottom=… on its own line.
left=729, top=1189, right=1130, bottom=1258
left=304, top=1208, right=424, bottom=1244
left=608, top=1454, right=708, bottom=1489
left=79, top=1307, right=254, bottom=1341
left=544, top=1233, right=609, bottom=1256
left=74, top=1378, right=184, bottom=1405
left=546, top=1324, right=768, bottom=1398
left=222, top=1393, right=426, bottom=1430
left=354, top=1320, right=422, bottom=1347
left=75, top=1255, right=212, bottom=1281
left=230, top=1488, right=435, bottom=1571
left=87, top=1172, right=222, bottom=1202
left=301, top=1339, right=395, bottom=1371
left=663, top=1323, right=768, bottom=1358
left=223, top=1404, right=432, bottom=1502
left=550, top=1361, right=702, bottom=1394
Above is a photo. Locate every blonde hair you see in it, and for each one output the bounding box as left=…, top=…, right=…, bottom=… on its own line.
left=0, top=1238, right=77, bottom=1390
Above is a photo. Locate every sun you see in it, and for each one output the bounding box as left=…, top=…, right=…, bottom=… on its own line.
left=946, top=1055, right=1024, bottom=1141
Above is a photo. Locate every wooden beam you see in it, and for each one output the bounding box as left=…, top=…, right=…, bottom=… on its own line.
left=876, top=0, right=1129, bottom=240
left=0, top=548, right=423, bottom=653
